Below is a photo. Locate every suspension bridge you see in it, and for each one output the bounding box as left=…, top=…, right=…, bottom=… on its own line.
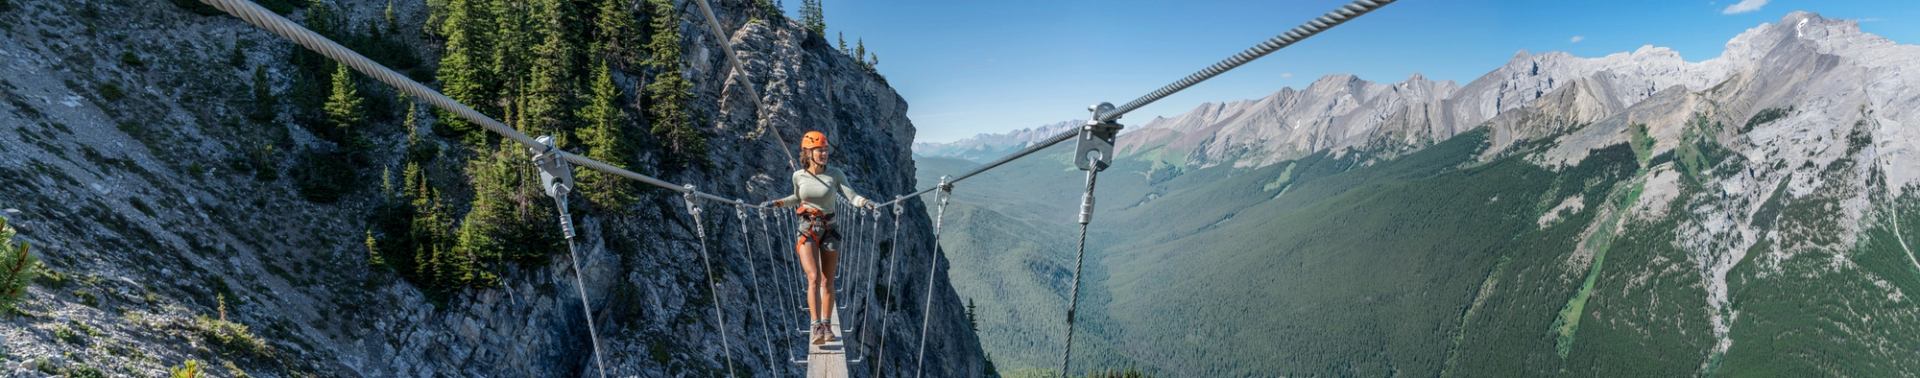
left=192, top=0, right=1396, bottom=376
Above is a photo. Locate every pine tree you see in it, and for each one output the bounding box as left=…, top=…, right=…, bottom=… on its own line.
left=407, top=165, right=447, bottom=286
left=305, top=0, right=338, bottom=38
left=324, top=64, right=366, bottom=142
left=423, top=0, right=448, bottom=39
left=800, top=0, right=824, bottom=35
left=753, top=0, right=782, bottom=21
left=489, top=0, right=531, bottom=133
left=228, top=41, right=246, bottom=68
left=837, top=31, right=846, bottom=53
left=384, top=0, right=398, bottom=34
left=522, top=0, right=576, bottom=139
left=966, top=298, right=979, bottom=331
left=433, top=0, right=495, bottom=145
left=591, top=0, right=639, bottom=67
left=452, top=146, right=521, bottom=288
left=854, top=38, right=866, bottom=65
left=365, top=229, right=385, bottom=267
left=576, top=61, right=636, bottom=210
left=868, top=51, right=877, bottom=68
left=249, top=65, right=275, bottom=123
left=403, top=101, right=438, bottom=163
left=645, top=0, right=705, bottom=164
left=1, top=216, right=38, bottom=314
left=287, top=0, right=341, bottom=124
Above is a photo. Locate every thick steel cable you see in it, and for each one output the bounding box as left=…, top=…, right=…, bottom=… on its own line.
left=915, top=185, right=953, bottom=378
left=684, top=192, right=737, bottom=377
left=735, top=206, right=777, bottom=373
left=879, top=0, right=1395, bottom=208
left=195, top=0, right=768, bottom=209
left=1102, top=0, right=1395, bottom=121
left=1059, top=168, right=1101, bottom=377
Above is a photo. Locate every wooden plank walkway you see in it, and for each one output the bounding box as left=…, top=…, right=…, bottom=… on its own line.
left=807, top=309, right=850, bottom=377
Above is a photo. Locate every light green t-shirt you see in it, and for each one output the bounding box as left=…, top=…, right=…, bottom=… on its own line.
left=777, top=167, right=870, bottom=214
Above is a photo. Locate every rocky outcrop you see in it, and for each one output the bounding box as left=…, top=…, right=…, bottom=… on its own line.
left=0, top=0, right=985, bottom=376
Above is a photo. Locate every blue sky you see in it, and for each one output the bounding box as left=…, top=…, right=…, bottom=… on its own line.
left=786, top=0, right=1920, bottom=143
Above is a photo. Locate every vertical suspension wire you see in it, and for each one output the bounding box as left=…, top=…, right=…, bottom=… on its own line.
left=876, top=200, right=906, bottom=376
left=684, top=191, right=736, bottom=377
left=844, top=208, right=866, bottom=362
left=1060, top=158, right=1106, bottom=377
left=554, top=203, right=607, bottom=378
left=916, top=183, right=954, bottom=378
left=846, top=205, right=868, bottom=317
left=853, top=206, right=883, bottom=363
left=757, top=209, right=803, bottom=363
left=785, top=211, right=808, bottom=335
left=735, top=205, right=777, bottom=373
left=839, top=207, right=865, bottom=363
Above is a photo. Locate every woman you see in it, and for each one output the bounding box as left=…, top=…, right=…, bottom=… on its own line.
left=768, top=130, right=874, bottom=345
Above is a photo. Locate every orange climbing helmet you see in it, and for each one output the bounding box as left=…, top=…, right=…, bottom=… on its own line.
left=801, top=130, right=829, bottom=150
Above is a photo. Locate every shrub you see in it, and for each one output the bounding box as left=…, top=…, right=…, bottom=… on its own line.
left=291, top=148, right=356, bottom=203
left=169, top=360, right=202, bottom=378
left=1, top=216, right=38, bottom=314
left=118, top=51, right=144, bottom=68
left=96, top=83, right=124, bottom=101
left=195, top=315, right=271, bottom=358
left=1740, top=106, right=1794, bottom=133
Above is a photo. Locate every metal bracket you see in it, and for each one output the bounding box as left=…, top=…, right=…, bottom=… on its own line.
left=529, top=135, right=574, bottom=200
left=529, top=135, right=578, bottom=239
left=1076, top=103, right=1123, bottom=172
left=682, top=185, right=702, bottom=217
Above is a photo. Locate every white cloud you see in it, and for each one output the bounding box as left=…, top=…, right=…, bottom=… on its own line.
left=1281, top=72, right=1294, bottom=79
left=1569, top=35, right=1585, bottom=43
left=1721, top=0, right=1767, bottom=14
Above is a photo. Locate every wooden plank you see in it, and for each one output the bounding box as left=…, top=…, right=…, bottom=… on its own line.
left=807, top=309, right=850, bottom=378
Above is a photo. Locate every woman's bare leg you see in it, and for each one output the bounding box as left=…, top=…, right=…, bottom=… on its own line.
left=797, top=239, right=822, bottom=324
left=822, top=247, right=840, bottom=327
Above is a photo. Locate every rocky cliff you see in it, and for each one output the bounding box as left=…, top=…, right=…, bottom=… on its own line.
left=0, top=0, right=986, bottom=376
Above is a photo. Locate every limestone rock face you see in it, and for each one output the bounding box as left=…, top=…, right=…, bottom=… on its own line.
left=0, top=0, right=985, bottom=376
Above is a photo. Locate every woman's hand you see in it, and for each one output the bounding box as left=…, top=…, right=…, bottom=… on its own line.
left=761, top=199, right=784, bottom=208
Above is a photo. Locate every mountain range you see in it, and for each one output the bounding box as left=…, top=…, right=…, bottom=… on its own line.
left=919, top=11, right=1920, bottom=376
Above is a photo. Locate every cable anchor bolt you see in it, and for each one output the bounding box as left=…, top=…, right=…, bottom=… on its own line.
left=528, top=135, right=578, bottom=238
left=1077, top=102, right=1123, bottom=173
